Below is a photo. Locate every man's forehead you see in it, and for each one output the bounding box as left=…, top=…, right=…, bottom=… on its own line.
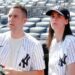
left=8, top=8, right=27, bottom=18
left=9, top=8, right=21, bottom=12
left=8, top=8, right=23, bottom=15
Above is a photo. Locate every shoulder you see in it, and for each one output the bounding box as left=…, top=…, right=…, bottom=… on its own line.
left=24, top=33, right=41, bottom=46
left=64, top=35, right=75, bottom=44
left=62, top=35, right=75, bottom=50
left=0, top=32, right=8, bottom=39
left=0, top=31, right=10, bottom=37
left=64, top=35, right=75, bottom=64
left=0, top=32, right=10, bottom=45
left=23, top=33, right=43, bottom=55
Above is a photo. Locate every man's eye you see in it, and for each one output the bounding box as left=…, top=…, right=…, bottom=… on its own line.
left=8, top=15, right=11, bottom=18
left=14, top=15, right=17, bottom=18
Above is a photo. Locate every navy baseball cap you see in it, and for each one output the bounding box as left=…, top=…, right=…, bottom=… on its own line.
left=46, top=6, right=71, bottom=21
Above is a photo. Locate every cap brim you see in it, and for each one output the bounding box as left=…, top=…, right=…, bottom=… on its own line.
left=46, top=9, right=64, bottom=16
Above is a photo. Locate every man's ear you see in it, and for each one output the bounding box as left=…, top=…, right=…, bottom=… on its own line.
left=24, top=18, right=27, bottom=23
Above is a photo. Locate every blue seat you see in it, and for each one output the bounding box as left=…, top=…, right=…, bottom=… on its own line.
left=28, top=17, right=41, bottom=23
left=28, top=32, right=40, bottom=39
left=41, top=17, right=50, bottom=22
left=36, top=1, right=46, bottom=6
left=70, top=11, right=75, bottom=17
left=0, top=27, right=9, bottom=33
left=0, top=15, right=8, bottom=25
left=24, top=22, right=35, bottom=27
left=36, top=22, right=50, bottom=27
left=73, top=33, right=75, bottom=36
left=70, top=21, right=75, bottom=26
left=71, top=17, right=75, bottom=21
left=23, top=27, right=29, bottom=33
left=30, top=27, right=47, bottom=33
left=40, top=33, right=48, bottom=40
left=70, top=26, right=75, bottom=33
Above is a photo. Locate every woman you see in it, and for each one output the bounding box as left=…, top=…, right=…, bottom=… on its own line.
left=46, top=6, right=75, bottom=75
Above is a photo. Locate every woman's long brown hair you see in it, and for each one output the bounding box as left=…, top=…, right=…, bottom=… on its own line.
left=47, top=22, right=72, bottom=49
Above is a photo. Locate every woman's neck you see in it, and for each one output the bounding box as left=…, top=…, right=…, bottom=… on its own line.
left=55, top=30, right=64, bottom=42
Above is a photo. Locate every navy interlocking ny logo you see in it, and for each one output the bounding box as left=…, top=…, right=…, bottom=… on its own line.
left=0, top=45, right=3, bottom=47
left=58, top=54, right=67, bottom=66
left=19, top=54, right=30, bottom=68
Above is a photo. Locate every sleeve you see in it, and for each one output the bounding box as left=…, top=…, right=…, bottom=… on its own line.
left=66, top=37, right=75, bottom=65
left=0, top=33, right=5, bottom=45
left=31, top=42, right=45, bottom=70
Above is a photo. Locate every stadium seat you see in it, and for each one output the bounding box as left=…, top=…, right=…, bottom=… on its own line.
left=28, top=17, right=41, bottom=23
left=0, top=5, right=5, bottom=13
left=30, top=27, right=47, bottom=33
left=36, top=1, right=46, bottom=6
left=0, top=27, right=9, bottom=33
left=24, top=22, right=35, bottom=27
left=28, top=32, right=40, bottom=39
left=0, top=15, right=8, bottom=25
left=70, top=21, right=75, bottom=26
left=71, top=16, right=75, bottom=21
left=23, top=27, right=29, bottom=33
left=40, top=33, right=48, bottom=40
left=41, top=17, right=50, bottom=22
left=73, top=33, right=75, bottom=36
left=70, top=26, right=75, bottom=33
left=42, top=43, right=49, bottom=75
left=70, top=11, right=75, bottom=17
left=36, top=22, right=50, bottom=27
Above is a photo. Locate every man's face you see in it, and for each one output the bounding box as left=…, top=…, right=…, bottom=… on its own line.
left=8, top=8, right=27, bottom=31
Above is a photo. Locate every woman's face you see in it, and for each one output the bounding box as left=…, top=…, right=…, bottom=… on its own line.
left=50, top=11, right=68, bottom=32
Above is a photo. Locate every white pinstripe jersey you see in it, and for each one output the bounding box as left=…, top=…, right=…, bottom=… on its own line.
left=0, top=32, right=45, bottom=71
left=49, top=35, right=75, bottom=75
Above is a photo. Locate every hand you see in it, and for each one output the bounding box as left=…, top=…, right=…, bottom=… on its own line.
left=4, top=68, right=17, bottom=75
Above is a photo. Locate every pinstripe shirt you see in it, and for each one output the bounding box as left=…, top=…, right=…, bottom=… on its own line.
left=0, top=32, right=45, bottom=71
left=49, top=35, right=75, bottom=75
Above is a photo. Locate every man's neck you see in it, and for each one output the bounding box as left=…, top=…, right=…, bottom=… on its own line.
left=11, top=31, right=25, bottom=39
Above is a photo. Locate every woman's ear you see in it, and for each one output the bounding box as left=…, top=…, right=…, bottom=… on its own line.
left=65, top=19, right=69, bottom=25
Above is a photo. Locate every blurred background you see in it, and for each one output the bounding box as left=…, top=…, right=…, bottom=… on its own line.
left=0, top=0, right=75, bottom=75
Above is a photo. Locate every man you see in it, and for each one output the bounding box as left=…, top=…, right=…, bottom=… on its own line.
left=0, top=4, right=45, bottom=75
